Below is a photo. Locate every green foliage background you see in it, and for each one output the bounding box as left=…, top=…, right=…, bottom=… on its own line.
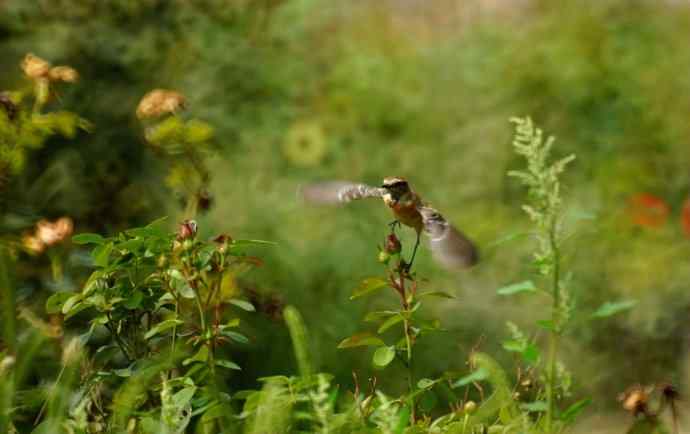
left=2, top=0, right=690, bottom=430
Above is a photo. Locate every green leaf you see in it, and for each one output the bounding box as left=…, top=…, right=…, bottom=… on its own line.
left=377, top=314, right=404, bottom=334
left=72, top=233, right=105, bottom=245
left=373, top=346, right=396, bottom=367
left=173, top=386, right=197, bottom=408
left=350, top=277, right=388, bottom=300
left=183, top=346, right=208, bottom=366
left=560, top=398, right=591, bottom=423
left=592, top=300, right=638, bottom=318
left=144, top=319, right=183, bottom=340
left=91, top=243, right=113, bottom=268
left=61, top=293, right=83, bottom=315
left=452, top=367, right=489, bottom=388
left=46, top=292, right=74, bottom=314
left=337, top=332, right=385, bottom=349
left=123, top=291, right=143, bottom=310
left=497, top=280, right=536, bottom=295
left=216, top=359, right=242, bottom=370
left=231, top=239, right=276, bottom=247
left=417, top=378, right=436, bottom=389
left=220, top=330, right=249, bottom=344
left=521, top=401, right=548, bottom=412
left=229, top=299, right=255, bottom=312
left=417, top=291, right=456, bottom=299
left=535, top=319, right=555, bottom=331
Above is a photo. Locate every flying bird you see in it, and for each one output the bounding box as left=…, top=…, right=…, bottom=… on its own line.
left=300, top=177, right=478, bottom=270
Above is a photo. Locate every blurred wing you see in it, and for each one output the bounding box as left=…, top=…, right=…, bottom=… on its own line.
left=299, top=181, right=384, bottom=205
left=418, top=206, right=478, bottom=270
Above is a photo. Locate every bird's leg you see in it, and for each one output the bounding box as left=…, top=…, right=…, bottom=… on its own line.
left=406, top=231, right=421, bottom=271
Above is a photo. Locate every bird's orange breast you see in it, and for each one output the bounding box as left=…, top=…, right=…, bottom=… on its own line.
left=390, top=201, right=424, bottom=232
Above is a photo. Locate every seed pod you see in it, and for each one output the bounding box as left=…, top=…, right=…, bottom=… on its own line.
left=177, top=219, right=197, bottom=241
left=463, top=401, right=477, bottom=414
left=0, top=93, right=17, bottom=121
left=384, top=233, right=402, bottom=255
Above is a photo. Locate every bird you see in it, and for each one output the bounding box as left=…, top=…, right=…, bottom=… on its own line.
left=300, top=177, right=478, bottom=270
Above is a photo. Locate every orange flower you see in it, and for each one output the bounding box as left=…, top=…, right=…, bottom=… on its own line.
left=36, top=217, right=74, bottom=246
left=136, top=89, right=186, bottom=119
left=681, top=197, right=690, bottom=238
left=628, top=193, right=669, bottom=228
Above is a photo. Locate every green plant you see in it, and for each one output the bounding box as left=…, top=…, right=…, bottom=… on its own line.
left=39, top=218, right=270, bottom=432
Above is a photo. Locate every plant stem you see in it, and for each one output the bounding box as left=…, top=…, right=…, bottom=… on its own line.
left=545, top=224, right=560, bottom=432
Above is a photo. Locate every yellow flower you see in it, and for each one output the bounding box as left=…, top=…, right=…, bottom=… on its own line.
left=282, top=121, right=328, bottom=167
left=48, top=66, right=79, bottom=83
left=136, top=89, right=186, bottom=119
left=21, top=53, right=51, bottom=79
left=35, top=217, right=74, bottom=247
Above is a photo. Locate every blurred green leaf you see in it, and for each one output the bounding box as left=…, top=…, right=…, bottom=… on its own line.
left=337, top=332, right=384, bottom=349
left=520, top=401, right=548, bottom=412
left=417, top=291, right=455, bottom=299
left=144, top=319, right=182, bottom=340
left=497, top=280, right=536, bottom=295
left=373, top=345, right=396, bottom=367
left=592, top=300, right=638, bottom=318
left=452, top=367, right=488, bottom=388
left=377, top=314, right=404, bottom=334
left=560, top=398, right=591, bottom=424
left=71, top=233, right=105, bottom=245
left=216, top=359, right=242, bottom=370
left=229, top=299, right=255, bottom=312
left=350, top=277, right=388, bottom=300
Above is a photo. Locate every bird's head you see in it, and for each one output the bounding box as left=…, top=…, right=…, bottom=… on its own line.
left=381, top=177, right=411, bottom=202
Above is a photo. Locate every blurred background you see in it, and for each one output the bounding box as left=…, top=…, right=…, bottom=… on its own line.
left=2, top=0, right=690, bottom=432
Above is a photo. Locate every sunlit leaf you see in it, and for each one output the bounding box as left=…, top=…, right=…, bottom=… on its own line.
left=497, top=280, right=536, bottom=295
left=452, top=367, right=488, bottom=388
left=592, top=300, right=638, bottom=318
left=229, top=299, right=255, bottom=312
left=337, top=332, right=385, bottom=349
left=416, top=291, right=455, bottom=299
left=144, top=319, right=183, bottom=340
left=373, top=346, right=396, bottom=367
left=521, top=401, right=548, bottom=412
left=378, top=314, right=404, bottom=334
left=216, top=359, right=241, bottom=370
left=417, top=378, right=436, bottom=389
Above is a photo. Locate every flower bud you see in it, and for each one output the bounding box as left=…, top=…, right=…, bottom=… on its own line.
left=378, top=250, right=390, bottom=264
left=463, top=400, right=477, bottom=414
left=177, top=219, right=197, bottom=241
left=213, top=234, right=232, bottom=253
left=384, top=233, right=401, bottom=255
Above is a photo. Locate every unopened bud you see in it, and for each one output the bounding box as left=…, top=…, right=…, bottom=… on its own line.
left=463, top=400, right=477, bottom=414
left=213, top=234, right=232, bottom=253
left=136, top=89, right=186, bottom=119
left=177, top=220, right=197, bottom=241
left=384, top=233, right=401, bottom=255
left=378, top=250, right=391, bottom=264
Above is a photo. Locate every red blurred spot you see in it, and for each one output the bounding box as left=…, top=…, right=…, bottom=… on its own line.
left=628, top=193, right=669, bottom=228
left=682, top=197, right=690, bottom=237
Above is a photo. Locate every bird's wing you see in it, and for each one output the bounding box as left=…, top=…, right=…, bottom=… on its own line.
left=299, top=181, right=385, bottom=205
left=417, top=206, right=478, bottom=269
